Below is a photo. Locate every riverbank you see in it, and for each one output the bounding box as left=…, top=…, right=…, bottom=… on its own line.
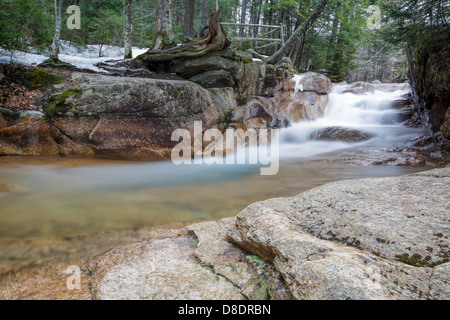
left=1, top=166, right=447, bottom=300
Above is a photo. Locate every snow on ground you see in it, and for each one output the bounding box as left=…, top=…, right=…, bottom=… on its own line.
left=0, top=40, right=148, bottom=73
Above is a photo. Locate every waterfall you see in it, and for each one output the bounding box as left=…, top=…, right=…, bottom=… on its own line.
left=279, top=81, right=424, bottom=159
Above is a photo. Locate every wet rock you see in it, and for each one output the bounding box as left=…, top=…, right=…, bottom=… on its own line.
left=311, top=126, right=371, bottom=142
left=244, top=117, right=268, bottom=130
left=373, top=83, right=408, bottom=92
left=0, top=63, right=330, bottom=159
left=229, top=168, right=450, bottom=299
left=0, top=111, right=60, bottom=156
left=343, top=82, right=376, bottom=94
left=274, top=95, right=304, bottom=123
left=296, top=91, right=328, bottom=120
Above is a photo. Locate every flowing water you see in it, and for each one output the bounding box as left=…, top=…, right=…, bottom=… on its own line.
left=0, top=82, right=436, bottom=267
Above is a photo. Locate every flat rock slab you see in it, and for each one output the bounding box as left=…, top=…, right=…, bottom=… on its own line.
left=88, top=168, right=449, bottom=300
left=230, top=168, right=449, bottom=299
left=88, top=219, right=292, bottom=300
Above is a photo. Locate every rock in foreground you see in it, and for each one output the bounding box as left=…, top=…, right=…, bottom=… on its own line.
left=88, top=168, right=449, bottom=300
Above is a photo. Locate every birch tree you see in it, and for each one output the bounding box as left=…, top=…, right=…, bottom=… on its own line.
left=124, top=0, right=134, bottom=59
left=50, top=0, right=63, bottom=61
left=153, top=0, right=173, bottom=50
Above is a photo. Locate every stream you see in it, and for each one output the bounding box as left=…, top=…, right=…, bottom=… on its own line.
left=0, top=83, right=436, bottom=268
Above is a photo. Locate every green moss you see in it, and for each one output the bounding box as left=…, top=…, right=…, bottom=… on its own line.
left=124, top=51, right=133, bottom=59
left=45, top=88, right=82, bottom=117
left=396, top=253, right=447, bottom=268
left=253, top=281, right=271, bottom=300
left=27, top=68, right=64, bottom=89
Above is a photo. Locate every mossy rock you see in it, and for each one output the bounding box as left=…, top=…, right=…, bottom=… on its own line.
left=45, top=88, right=82, bottom=117
left=27, top=68, right=65, bottom=89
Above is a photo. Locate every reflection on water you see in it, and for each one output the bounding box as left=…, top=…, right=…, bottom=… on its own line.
left=0, top=156, right=428, bottom=239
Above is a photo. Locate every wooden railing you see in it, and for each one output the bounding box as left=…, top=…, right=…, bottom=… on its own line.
left=220, top=23, right=284, bottom=52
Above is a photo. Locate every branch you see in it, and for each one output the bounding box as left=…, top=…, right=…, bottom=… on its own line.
left=267, top=0, right=330, bottom=65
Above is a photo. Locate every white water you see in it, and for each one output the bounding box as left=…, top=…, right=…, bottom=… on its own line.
left=279, top=83, right=425, bottom=158
left=0, top=80, right=431, bottom=241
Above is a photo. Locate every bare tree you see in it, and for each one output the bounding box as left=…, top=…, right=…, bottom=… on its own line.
left=153, top=0, right=173, bottom=50
left=124, top=0, right=134, bottom=59
left=51, top=0, right=63, bottom=61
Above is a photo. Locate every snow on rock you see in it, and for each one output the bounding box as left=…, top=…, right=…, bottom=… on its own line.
left=292, top=74, right=305, bottom=92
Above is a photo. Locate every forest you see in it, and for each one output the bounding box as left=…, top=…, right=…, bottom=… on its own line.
left=2, top=0, right=447, bottom=82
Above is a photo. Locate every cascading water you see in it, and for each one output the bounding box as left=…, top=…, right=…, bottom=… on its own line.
left=0, top=77, right=431, bottom=242
left=279, top=78, right=425, bottom=158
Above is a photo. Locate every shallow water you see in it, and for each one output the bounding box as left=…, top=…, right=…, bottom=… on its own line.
left=0, top=82, right=438, bottom=268
left=0, top=156, right=429, bottom=240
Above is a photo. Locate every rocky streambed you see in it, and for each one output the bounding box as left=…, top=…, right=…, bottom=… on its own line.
left=2, top=168, right=448, bottom=300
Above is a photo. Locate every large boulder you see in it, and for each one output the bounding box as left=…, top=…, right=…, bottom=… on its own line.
left=86, top=168, right=450, bottom=300
left=229, top=168, right=450, bottom=300
left=292, top=72, right=331, bottom=94
left=0, top=73, right=222, bottom=158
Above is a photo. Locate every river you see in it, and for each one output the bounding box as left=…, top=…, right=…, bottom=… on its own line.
left=0, top=83, right=438, bottom=268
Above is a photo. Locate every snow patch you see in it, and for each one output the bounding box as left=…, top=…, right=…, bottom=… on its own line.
left=0, top=40, right=148, bottom=73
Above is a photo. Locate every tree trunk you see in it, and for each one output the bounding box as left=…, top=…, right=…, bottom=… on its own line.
left=51, top=0, right=63, bottom=61
left=288, top=1, right=304, bottom=60
left=183, top=0, right=195, bottom=39
left=153, top=0, right=173, bottom=50
left=124, top=0, right=134, bottom=59
left=251, top=0, right=262, bottom=37
left=140, top=11, right=230, bottom=63
left=325, top=1, right=340, bottom=66
left=201, top=0, right=209, bottom=26
left=267, top=0, right=329, bottom=64
left=239, top=0, right=248, bottom=38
